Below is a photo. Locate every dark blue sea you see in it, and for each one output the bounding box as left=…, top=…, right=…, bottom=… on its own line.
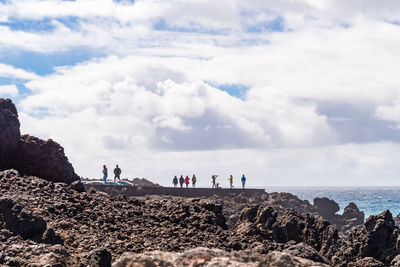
left=267, top=187, right=400, bottom=218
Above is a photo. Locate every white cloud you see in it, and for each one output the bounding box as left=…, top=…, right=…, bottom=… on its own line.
left=0, top=84, right=19, bottom=97
left=0, top=63, right=39, bottom=80
left=4, top=0, right=400, bottom=186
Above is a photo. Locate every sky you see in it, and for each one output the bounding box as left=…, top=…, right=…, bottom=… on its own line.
left=1, top=0, right=400, bottom=187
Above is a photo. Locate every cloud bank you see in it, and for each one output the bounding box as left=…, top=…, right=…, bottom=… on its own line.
left=1, top=0, right=400, bottom=186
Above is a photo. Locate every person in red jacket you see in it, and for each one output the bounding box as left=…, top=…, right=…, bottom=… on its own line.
left=184, top=175, right=190, bottom=188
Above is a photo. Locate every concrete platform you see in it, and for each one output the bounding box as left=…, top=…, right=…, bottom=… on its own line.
left=84, top=184, right=266, bottom=198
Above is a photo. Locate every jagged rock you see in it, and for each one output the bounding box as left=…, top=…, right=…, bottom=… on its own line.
left=348, top=257, right=385, bottom=267
left=333, top=210, right=400, bottom=266
left=283, top=242, right=329, bottom=264
left=0, top=98, right=80, bottom=184
left=0, top=98, right=20, bottom=169
left=313, top=197, right=340, bottom=219
left=69, top=180, right=85, bottom=192
left=11, top=135, right=79, bottom=184
left=0, top=198, right=47, bottom=240
left=342, top=202, right=364, bottom=225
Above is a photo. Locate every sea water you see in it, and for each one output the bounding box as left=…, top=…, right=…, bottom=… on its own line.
left=266, top=186, right=400, bottom=218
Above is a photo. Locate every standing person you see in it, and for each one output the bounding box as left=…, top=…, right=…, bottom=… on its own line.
left=179, top=175, right=184, bottom=188
left=114, top=165, right=121, bottom=183
left=192, top=174, right=197, bottom=188
left=211, top=175, right=218, bottom=188
left=173, top=176, right=178, bottom=187
left=228, top=175, right=234, bottom=189
left=102, top=165, right=108, bottom=184
left=241, top=174, right=246, bottom=189
left=184, top=175, right=190, bottom=188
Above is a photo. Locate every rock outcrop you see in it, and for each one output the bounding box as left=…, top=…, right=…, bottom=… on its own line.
left=313, top=197, right=340, bottom=220
left=0, top=98, right=79, bottom=184
left=0, top=98, right=20, bottom=169
left=333, top=210, right=399, bottom=266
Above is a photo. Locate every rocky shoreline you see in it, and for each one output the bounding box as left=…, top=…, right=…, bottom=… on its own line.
left=2, top=97, right=400, bottom=267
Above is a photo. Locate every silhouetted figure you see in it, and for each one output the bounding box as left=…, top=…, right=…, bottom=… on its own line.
left=179, top=175, right=184, bottom=188
left=212, top=175, right=218, bottom=188
left=114, top=165, right=121, bottom=183
left=241, top=174, right=246, bottom=189
left=228, top=175, right=234, bottom=189
left=173, top=176, right=178, bottom=187
left=192, top=174, right=197, bottom=188
left=184, top=175, right=190, bottom=188
left=103, top=165, right=108, bottom=184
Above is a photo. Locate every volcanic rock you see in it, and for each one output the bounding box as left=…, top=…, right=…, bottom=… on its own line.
left=0, top=98, right=20, bottom=169
left=333, top=210, right=400, bottom=266
left=0, top=197, right=47, bottom=240
left=11, top=135, right=79, bottom=184
left=342, top=202, right=364, bottom=226
left=112, top=247, right=330, bottom=267
left=313, top=197, right=340, bottom=220
left=0, top=98, right=80, bottom=185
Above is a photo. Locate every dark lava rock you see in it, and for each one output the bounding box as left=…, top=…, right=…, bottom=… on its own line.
left=313, top=197, right=340, bottom=219
left=0, top=98, right=20, bottom=169
left=342, top=202, right=364, bottom=225
left=0, top=98, right=80, bottom=184
left=11, top=135, right=79, bottom=184
left=333, top=210, right=400, bottom=266
left=283, top=242, right=330, bottom=264
left=88, top=248, right=112, bottom=267
left=0, top=198, right=47, bottom=240
left=69, top=180, right=85, bottom=192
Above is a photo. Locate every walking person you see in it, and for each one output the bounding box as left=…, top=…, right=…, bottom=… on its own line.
left=114, top=165, right=121, bottom=183
left=211, top=175, right=218, bottom=188
left=228, top=175, right=234, bottom=189
left=184, top=175, right=190, bottom=188
left=102, top=165, right=108, bottom=184
left=179, top=175, right=184, bottom=188
left=173, top=176, right=178, bottom=187
left=241, top=174, right=246, bottom=189
left=192, top=174, right=197, bottom=188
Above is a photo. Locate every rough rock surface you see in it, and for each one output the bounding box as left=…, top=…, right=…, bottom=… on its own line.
left=313, top=197, right=340, bottom=220
left=11, top=135, right=80, bottom=184
left=0, top=98, right=20, bottom=169
left=0, top=98, right=79, bottom=184
left=333, top=210, right=400, bottom=266
left=112, top=247, right=330, bottom=267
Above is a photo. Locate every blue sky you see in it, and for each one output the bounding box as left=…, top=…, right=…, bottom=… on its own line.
left=2, top=0, right=400, bottom=186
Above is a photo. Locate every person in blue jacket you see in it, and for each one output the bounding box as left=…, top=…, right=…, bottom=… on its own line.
left=241, top=174, right=246, bottom=189
left=173, top=176, right=178, bottom=187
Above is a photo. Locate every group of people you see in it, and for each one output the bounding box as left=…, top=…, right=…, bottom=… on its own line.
left=173, top=175, right=197, bottom=188
left=102, top=164, right=122, bottom=184
left=173, top=174, right=247, bottom=189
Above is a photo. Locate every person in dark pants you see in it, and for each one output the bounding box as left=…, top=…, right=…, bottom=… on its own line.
left=179, top=175, right=184, bottom=188
left=114, top=165, right=121, bottom=183
left=102, top=165, right=108, bottom=184
left=173, top=176, right=178, bottom=187
left=192, top=174, right=197, bottom=188
left=212, top=175, right=218, bottom=188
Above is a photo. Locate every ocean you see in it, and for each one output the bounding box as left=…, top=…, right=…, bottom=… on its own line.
left=267, top=186, right=400, bottom=219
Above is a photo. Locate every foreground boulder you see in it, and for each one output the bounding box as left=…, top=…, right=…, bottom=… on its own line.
left=0, top=98, right=20, bottom=169
left=112, top=247, right=330, bottom=267
left=0, top=98, right=79, bottom=184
